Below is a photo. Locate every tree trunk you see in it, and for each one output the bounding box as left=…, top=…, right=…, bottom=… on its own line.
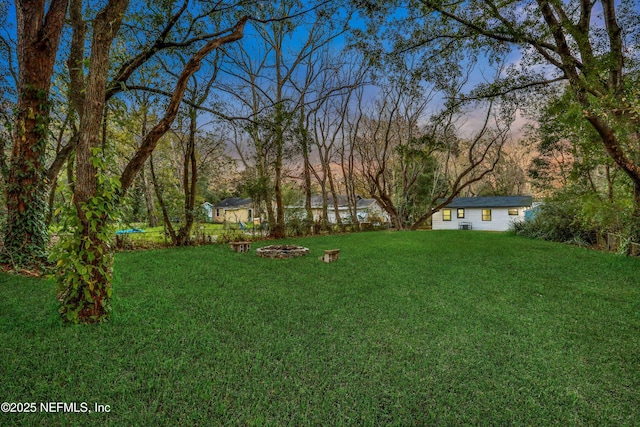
left=630, top=182, right=640, bottom=244
left=320, top=184, right=329, bottom=226
left=375, top=193, right=402, bottom=229
left=273, top=155, right=286, bottom=238
left=271, top=102, right=286, bottom=239
left=175, top=110, right=198, bottom=246
left=328, top=167, right=342, bottom=226
left=340, top=143, right=359, bottom=225
left=300, top=120, right=314, bottom=227
left=64, top=0, right=129, bottom=323
left=141, top=164, right=158, bottom=227
left=57, top=11, right=249, bottom=323
left=150, top=153, right=178, bottom=243
left=3, top=0, right=67, bottom=267
left=138, top=101, right=158, bottom=227
left=583, top=114, right=640, bottom=235
left=46, top=180, right=57, bottom=226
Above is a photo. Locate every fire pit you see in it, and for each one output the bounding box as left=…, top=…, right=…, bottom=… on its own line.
left=256, top=245, right=310, bottom=259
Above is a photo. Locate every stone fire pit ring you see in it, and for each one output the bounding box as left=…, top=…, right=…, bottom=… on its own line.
left=256, top=245, right=310, bottom=259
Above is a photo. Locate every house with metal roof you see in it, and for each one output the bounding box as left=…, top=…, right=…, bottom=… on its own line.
left=432, top=196, right=533, bottom=231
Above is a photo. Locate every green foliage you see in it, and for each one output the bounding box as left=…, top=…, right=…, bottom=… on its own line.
left=285, top=211, right=313, bottom=237
left=398, top=153, right=445, bottom=224
left=528, top=90, right=614, bottom=193
left=579, top=192, right=632, bottom=235
left=1, top=181, right=49, bottom=268
left=514, top=187, right=638, bottom=249
left=1, top=109, right=50, bottom=269
left=513, top=195, right=594, bottom=246
left=120, top=181, right=147, bottom=224
left=50, top=149, right=120, bottom=323
left=524, top=86, right=638, bottom=243
left=216, top=225, right=247, bottom=244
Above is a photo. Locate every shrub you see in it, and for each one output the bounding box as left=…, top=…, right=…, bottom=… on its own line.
left=514, top=196, right=597, bottom=245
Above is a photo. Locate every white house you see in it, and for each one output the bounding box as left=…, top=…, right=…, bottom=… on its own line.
left=288, top=195, right=390, bottom=224
left=431, top=196, right=533, bottom=231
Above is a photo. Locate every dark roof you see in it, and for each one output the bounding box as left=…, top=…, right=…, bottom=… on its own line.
left=308, top=195, right=379, bottom=209
left=310, top=194, right=348, bottom=207
left=214, top=197, right=252, bottom=208
left=356, top=198, right=378, bottom=208
left=442, top=196, right=533, bottom=208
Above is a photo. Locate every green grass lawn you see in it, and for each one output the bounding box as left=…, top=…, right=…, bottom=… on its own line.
left=1, top=231, right=639, bottom=425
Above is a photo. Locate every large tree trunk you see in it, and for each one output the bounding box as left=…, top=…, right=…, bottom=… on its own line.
left=64, top=0, right=129, bottom=323
left=374, top=192, right=402, bottom=229
left=583, top=114, right=640, bottom=239
left=3, top=0, right=67, bottom=267
left=57, top=12, right=249, bottom=323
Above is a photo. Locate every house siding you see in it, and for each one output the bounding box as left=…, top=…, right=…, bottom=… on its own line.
left=309, top=206, right=386, bottom=224
left=212, top=208, right=253, bottom=224
left=292, top=198, right=390, bottom=224
left=210, top=198, right=255, bottom=223
left=432, top=207, right=525, bottom=231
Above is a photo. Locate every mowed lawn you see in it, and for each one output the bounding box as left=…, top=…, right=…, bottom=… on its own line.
left=1, top=231, right=639, bottom=425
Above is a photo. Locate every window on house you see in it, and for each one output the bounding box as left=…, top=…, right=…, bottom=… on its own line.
left=442, top=209, right=451, bottom=221
left=508, top=208, right=518, bottom=216
left=482, top=209, right=492, bottom=221
left=215, top=208, right=220, bottom=217
left=248, top=209, right=253, bottom=219
left=457, top=208, right=465, bottom=219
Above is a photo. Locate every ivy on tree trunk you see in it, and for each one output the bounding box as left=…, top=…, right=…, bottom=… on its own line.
left=2, top=0, right=67, bottom=268
left=55, top=9, right=249, bottom=323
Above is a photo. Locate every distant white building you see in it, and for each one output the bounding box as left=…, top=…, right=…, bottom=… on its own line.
left=289, top=195, right=390, bottom=224
left=431, top=196, right=533, bottom=231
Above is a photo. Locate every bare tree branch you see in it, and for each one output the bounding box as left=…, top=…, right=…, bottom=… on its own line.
left=120, top=16, right=250, bottom=192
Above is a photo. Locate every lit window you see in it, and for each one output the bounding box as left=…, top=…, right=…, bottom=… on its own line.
left=457, top=208, right=465, bottom=219
left=508, top=208, right=518, bottom=216
left=482, top=209, right=492, bottom=221
left=443, top=209, right=451, bottom=221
